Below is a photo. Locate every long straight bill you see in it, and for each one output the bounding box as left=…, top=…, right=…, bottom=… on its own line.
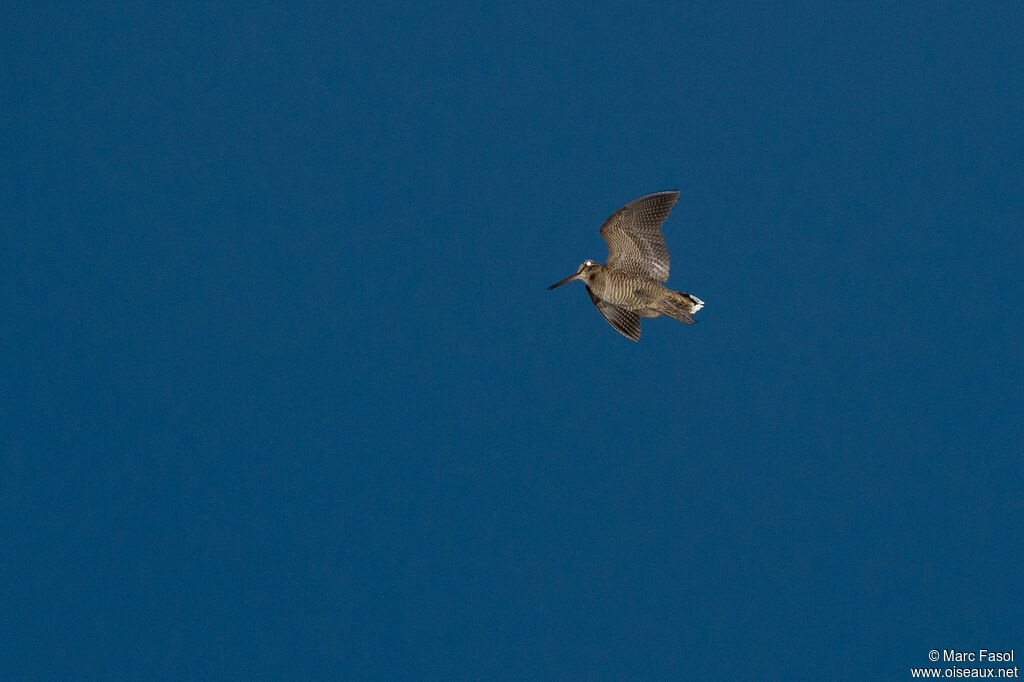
left=547, top=273, right=578, bottom=290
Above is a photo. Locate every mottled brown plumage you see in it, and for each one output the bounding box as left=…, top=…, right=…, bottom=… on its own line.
left=548, top=191, right=704, bottom=342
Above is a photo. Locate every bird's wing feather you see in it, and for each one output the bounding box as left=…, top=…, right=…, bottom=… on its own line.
left=587, top=286, right=641, bottom=342
left=599, top=191, right=679, bottom=282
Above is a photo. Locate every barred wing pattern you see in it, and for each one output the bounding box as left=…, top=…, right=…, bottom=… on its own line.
left=598, top=190, right=680, bottom=282
left=587, top=286, right=641, bottom=342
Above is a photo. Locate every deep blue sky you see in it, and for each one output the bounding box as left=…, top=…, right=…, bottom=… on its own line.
left=3, top=2, right=1022, bottom=679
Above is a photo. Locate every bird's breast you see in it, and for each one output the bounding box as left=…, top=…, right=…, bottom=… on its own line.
left=590, top=270, right=663, bottom=310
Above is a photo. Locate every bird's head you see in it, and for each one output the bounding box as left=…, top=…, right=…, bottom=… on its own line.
left=547, top=260, right=601, bottom=289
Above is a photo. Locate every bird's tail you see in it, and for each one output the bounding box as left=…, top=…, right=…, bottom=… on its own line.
left=659, top=290, right=704, bottom=325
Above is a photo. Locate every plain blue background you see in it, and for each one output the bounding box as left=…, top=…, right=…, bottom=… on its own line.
left=3, top=2, right=1022, bottom=679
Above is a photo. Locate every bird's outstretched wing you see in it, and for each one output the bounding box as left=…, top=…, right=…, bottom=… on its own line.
left=599, top=191, right=679, bottom=282
left=587, top=286, right=641, bottom=342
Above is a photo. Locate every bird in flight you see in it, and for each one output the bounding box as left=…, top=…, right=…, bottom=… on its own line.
left=548, top=190, right=704, bottom=342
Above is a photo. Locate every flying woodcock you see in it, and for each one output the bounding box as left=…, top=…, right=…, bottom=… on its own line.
left=547, top=190, right=704, bottom=342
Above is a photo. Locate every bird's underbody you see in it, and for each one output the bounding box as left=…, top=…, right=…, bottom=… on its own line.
left=547, top=190, right=704, bottom=342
